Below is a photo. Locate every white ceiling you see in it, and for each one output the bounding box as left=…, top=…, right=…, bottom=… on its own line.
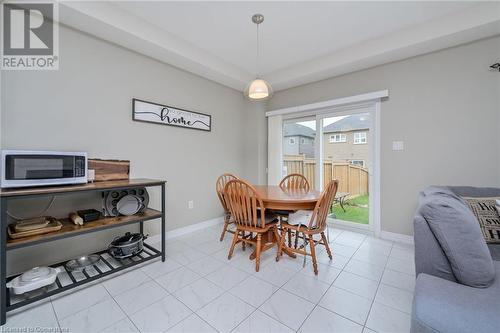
left=59, top=1, right=500, bottom=92
left=114, top=1, right=473, bottom=75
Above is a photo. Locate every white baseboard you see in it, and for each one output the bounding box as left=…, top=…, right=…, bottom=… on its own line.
left=145, top=216, right=224, bottom=244
left=380, top=231, right=414, bottom=245
left=328, top=219, right=373, bottom=235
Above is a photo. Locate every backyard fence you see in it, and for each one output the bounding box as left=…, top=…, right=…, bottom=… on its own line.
left=283, top=155, right=369, bottom=196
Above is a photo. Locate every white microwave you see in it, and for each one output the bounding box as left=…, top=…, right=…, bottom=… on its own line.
left=1, top=150, right=88, bottom=188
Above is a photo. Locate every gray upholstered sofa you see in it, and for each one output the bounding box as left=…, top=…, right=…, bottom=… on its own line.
left=412, top=186, right=500, bottom=333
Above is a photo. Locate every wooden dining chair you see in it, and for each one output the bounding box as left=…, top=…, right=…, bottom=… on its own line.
left=277, top=173, right=311, bottom=248
left=224, top=179, right=280, bottom=272
left=279, top=173, right=310, bottom=192
left=216, top=173, right=238, bottom=241
left=276, top=180, right=339, bottom=275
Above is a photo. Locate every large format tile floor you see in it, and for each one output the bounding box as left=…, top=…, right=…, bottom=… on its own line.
left=3, top=224, right=415, bottom=333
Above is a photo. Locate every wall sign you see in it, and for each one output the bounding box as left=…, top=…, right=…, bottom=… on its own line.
left=132, top=98, right=211, bottom=132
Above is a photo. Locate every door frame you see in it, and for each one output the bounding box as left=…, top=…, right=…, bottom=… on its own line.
left=267, top=90, right=386, bottom=237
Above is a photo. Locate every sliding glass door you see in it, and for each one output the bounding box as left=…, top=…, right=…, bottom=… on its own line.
left=322, top=111, right=371, bottom=227
left=282, top=107, right=374, bottom=229
left=282, top=117, right=316, bottom=186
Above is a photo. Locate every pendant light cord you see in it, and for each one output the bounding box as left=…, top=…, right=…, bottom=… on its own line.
left=256, top=22, right=260, bottom=77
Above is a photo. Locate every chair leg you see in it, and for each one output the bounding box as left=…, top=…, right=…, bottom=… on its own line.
left=241, top=231, right=246, bottom=251
left=294, top=230, right=299, bottom=249
left=287, top=229, right=292, bottom=248
left=255, top=234, right=262, bottom=272
left=276, top=227, right=287, bottom=261
left=302, top=232, right=308, bottom=267
left=309, top=235, right=318, bottom=275
left=228, top=230, right=239, bottom=260
left=272, top=227, right=281, bottom=245
left=219, top=215, right=229, bottom=242
left=321, top=232, right=332, bottom=259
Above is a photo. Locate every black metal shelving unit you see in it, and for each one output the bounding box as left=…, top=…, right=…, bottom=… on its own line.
left=0, top=179, right=166, bottom=325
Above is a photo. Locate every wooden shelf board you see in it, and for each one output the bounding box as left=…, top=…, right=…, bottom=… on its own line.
left=6, top=208, right=162, bottom=249
left=0, top=178, right=166, bottom=198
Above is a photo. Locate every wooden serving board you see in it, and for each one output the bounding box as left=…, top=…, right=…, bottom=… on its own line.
left=88, top=159, right=130, bottom=182
left=8, top=219, right=63, bottom=239
left=14, top=217, right=50, bottom=232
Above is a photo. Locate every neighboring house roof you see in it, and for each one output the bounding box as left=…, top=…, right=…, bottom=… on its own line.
left=284, top=115, right=369, bottom=138
left=323, top=114, right=369, bottom=133
left=283, top=123, right=315, bottom=138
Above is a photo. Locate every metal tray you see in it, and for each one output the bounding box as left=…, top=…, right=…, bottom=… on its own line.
left=65, top=255, right=101, bottom=272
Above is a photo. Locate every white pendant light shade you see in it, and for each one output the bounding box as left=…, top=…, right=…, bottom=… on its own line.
left=244, top=78, right=273, bottom=100
left=244, top=13, right=273, bottom=101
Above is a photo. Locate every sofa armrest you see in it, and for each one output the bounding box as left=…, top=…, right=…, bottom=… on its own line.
left=412, top=273, right=500, bottom=333
left=414, top=214, right=456, bottom=281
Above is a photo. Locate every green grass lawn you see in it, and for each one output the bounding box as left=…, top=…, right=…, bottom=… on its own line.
left=330, top=195, right=369, bottom=224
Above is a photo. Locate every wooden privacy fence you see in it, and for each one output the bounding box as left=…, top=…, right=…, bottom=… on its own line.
left=283, top=155, right=369, bottom=196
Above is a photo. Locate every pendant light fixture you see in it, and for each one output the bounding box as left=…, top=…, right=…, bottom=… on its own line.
left=244, top=14, right=273, bottom=101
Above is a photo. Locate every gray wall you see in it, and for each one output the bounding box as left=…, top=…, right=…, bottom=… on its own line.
left=268, top=36, right=500, bottom=236
left=1, top=25, right=253, bottom=273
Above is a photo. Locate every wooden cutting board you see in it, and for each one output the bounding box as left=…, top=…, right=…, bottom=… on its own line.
left=88, top=159, right=130, bottom=181
left=14, top=217, right=50, bottom=232
left=8, top=218, right=63, bottom=239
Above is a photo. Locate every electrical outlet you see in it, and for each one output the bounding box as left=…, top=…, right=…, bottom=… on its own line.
left=392, top=141, right=404, bottom=151
left=188, top=200, right=194, bottom=209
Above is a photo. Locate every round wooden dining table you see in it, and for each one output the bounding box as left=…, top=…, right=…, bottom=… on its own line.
left=245, top=185, right=321, bottom=260
left=253, top=185, right=321, bottom=211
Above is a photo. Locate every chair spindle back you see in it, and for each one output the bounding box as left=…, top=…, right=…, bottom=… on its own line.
left=307, top=180, right=339, bottom=231
left=279, top=173, right=310, bottom=192
left=216, top=173, right=238, bottom=212
left=224, top=179, right=267, bottom=229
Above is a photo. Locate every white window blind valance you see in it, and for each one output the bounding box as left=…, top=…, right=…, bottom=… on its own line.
left=265, top=90, right=388, bottom=118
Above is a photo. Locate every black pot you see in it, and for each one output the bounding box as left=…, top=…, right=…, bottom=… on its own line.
left=108, top=232, right=147, bottom=259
